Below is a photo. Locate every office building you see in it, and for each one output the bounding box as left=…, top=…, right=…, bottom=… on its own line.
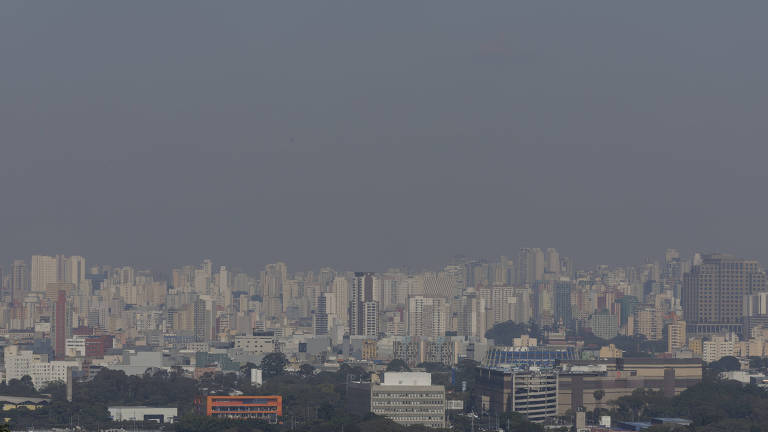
left=108, top=406, right=177, bottom=423
left=475, top=367, right=558, bottom=423
left=371, top=372, right=446, bottom=429
left=557, top=358, right=702, bottom=415
left=10, top=260, right=27, bottom=302
left=682, top=254, right=767, bottom=334
left=195, top=395, right=282, bottom=423
left=667, top=321, right=687, bottom=352
left=30, top=255, right=57, bottom=294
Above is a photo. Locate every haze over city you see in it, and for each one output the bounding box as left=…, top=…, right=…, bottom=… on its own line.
left=3, top=1, right=768, bottom=272
left=3, top=2, right=768, bottom=432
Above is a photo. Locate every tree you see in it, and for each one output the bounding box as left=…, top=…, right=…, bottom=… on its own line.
left=299, top=364, right=316, bottom=377
left=498, top=411, right=544, bottom=432
left=485, top=321, right=538, bottom=346
left=593, top=389, right=606, bottom=417
left=261, top=352, right=288, bottom=379
left=385, top=359, right=410, bottom=372
left=709, top=356, right=740, bottom=372
left=594, top=390, right=605, bottom=401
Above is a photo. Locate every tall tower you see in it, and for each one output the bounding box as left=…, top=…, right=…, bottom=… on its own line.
left=682, top=254, right=767, bottom=334
left=516, top=249, right=532, bottom=286
left=545, top=248, right=560, bottom=277
left=193, top=298, right=213, bottom=342
left=350, top=272, right=378, bottom=336
left=30, top=255, right=57, bottom=293
left=332, top=276, right=350, bottom=325
left=554, top=279, right=572, bottom=328
left=10, top=260, right=27, bottom=303
left=53, top=290, right=70, bottom=360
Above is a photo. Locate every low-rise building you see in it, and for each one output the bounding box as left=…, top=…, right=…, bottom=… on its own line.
left=195, top=395, right=282, bottom=423
left=108, top=406, right=178, bottom=423
left=557, top=358, right=702, bottom=415
left=371, top=372, right=446, bottom=429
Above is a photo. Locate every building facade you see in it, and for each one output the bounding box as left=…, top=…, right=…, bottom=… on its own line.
left=475, top=367, right=559, bottom=423
left=371, top=372, right=446, bottom=429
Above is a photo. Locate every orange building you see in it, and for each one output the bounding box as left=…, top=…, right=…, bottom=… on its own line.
left=195, top=395, right=282, bottom=423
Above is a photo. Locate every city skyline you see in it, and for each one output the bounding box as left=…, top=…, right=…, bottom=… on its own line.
left=3, top=1, right=768, bottom=430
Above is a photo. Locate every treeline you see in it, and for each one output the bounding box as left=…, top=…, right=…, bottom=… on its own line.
left=603, top=373, right=768, bottom=431
left=0, top=352, right=541, bottom=432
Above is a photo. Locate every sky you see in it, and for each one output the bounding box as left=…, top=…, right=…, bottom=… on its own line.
left=2, top=1, right=768, bottom=273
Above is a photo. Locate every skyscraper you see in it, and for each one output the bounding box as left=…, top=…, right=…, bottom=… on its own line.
left=350, top=272, right=378, bottom=336
left=30, top=255, right=57, bottom=293
left=554, top=278, right=572, bottom=328
left=10, top=260, right=27, bottom=302
left=682, top=254, right=767, bottom=334
left=545, top=248, right=560, bottom=277
left=408, top=296, right=448, bottom=339
left=516, top=248, right=532, bottom=286
left=52, top=290, right=70, bottom=360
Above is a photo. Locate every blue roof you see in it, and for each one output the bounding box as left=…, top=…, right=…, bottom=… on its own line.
left=616, top=421, right=652, bottom=431
left=484, top=346, right=577, bottom=367
left=652, top=417, right=692, bottom=425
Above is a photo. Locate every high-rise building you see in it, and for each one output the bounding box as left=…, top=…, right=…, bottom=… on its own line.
left=408, top=297, right=448, bottom=339
left=63, top=256, right=86, bottom=288
left=350, top=272, right=378, bottom=336
left=363, top=301, right=379, bottom=338
left=682, top=254, right=767, bottom=334
left=314, top=293, right=330, bottom=336
left=532, top=248, right=545, bottom=282
left=52, top=290, right=71, bottom=360
left=667, top=320, right=687, bottom=352
left=30, top=255, right=57, bottom=293
left=516, top=249, right=532, bottom=286
left=332, top=276, right=350, bottom=325
left=545, top=248, right=560, bottom=277
left=635, top=305, right=663, bottom=341
left=554, top=279, right=572, bottom=328
left=10, top=260, right=27, bottom=303
left=193, top=298, right=213, bottom=342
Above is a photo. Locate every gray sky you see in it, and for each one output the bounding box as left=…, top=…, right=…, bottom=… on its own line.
left=2, top=1, right=768, bottom=273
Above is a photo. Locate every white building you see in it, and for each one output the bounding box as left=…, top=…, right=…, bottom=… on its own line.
left=108, top=406, right=177, bottom=423
left=4, top=345, right=79, bottom=389
left=66, top=336, right=87, bottom=357
left=703, top=333, right=738, bottom=363
left=371, top=372, right=446, bottom=429
left=234, top=333, right=276, bottom=354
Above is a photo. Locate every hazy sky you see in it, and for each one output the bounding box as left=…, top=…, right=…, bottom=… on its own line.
left=2, top=2, right=768, bottom=273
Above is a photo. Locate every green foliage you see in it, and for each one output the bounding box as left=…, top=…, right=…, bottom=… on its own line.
left=300, top=363, right=316, bottom=377
left=0, top=375, right=41, bottom=397
left=386, top=359, right=410, bottom=372
left=485, top=320, right=541, bottom=345
left=261, top=352, right=288, bottom=379
left=608, top=374, right=768, bottom=431
left=499, top=411, right=544, bottom=432
left=708, top=356, right=740, bottom=372
left=749, top=356, right=768, bottom=370
left=174, top=414, right=279, bottom=432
